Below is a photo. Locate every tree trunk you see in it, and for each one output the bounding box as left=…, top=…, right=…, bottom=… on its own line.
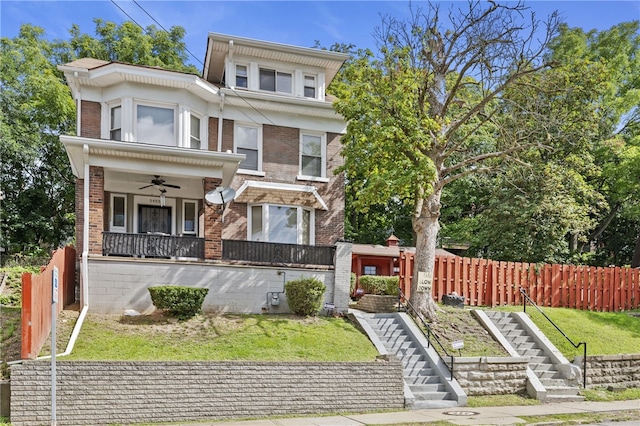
left=409, top=188, right=442, bottom=321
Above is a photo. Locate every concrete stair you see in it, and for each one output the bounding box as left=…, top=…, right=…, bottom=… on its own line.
left=484, top=311, right=584, bottom=403
left=364, top=314, right=459, bottom=409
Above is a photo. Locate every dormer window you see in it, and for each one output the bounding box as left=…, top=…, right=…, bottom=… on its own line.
left=259, top=68, right=292, bottom=94
left=304, top=75, right=316, bottom=98
left=235, top=65, right=248, bottom=88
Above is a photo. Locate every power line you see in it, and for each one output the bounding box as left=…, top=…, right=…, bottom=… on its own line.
left=132, top=0, right=203, bottom=67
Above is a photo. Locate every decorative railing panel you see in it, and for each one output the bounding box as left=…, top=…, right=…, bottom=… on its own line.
left=222, top=240, right=335, bottom=266
left=103, top=232, right=204, bottom=259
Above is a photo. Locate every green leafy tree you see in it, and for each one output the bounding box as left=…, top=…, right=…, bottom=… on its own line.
left=0, top=25, right=76, bottom=256
left=333, top=1, right=560, bottom=318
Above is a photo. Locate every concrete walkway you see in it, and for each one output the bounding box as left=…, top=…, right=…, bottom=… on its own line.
left=174, top=399, right=640, bottom=425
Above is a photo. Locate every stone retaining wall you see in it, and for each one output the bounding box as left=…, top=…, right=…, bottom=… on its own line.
left=10, top=360, right=404, bottom=426
left=453, top=357, right=529, bottom=395
left=356, top=294, right=398, bottom=313
left=576, top=354, right=640, bottom=389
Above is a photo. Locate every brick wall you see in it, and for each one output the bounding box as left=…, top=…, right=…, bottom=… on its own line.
left=356, top=295, right=398, bottom=313
left=580, top=354, right=640, bottom=389
left=80, top=100, right=101, bottom=139
left=10, top=360, right=404, bottom=425
left=203, top=177, right=223, bottom=259
left=453, top=357, right=529, bottom=396
left=208, top=116, right=218, bottom=151
left=75, top=178, right=84, bottom=260
left=88, top=166, right=104, bottom=255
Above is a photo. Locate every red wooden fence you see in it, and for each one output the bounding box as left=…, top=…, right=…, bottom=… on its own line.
left=399, top=253, right=640, bottom=312
left=21, top=245, right=76, bottom=359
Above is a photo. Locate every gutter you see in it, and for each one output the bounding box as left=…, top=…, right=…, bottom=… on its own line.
left=37, top=145, right=91, bottom=360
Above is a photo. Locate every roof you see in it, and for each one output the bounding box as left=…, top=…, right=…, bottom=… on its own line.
left=352, top=244, right=457, bottom=258
left=234, top=180, right=328, bottom=210
left=203, top=32, right=349, bottom=86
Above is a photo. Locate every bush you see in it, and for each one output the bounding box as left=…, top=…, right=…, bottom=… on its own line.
left=350, top=272, right=357, bottom=295
left=358, top=275, right=399, bottom=296
left=148, top=286, right=209, bottom=320
left=285, top=277, right=326, bottom=316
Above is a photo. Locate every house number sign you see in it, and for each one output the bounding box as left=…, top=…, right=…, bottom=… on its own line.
left=417, top=271, right=432, bottom=293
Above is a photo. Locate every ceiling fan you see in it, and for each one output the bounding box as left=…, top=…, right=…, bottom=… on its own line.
left=138, top=175, right=181, bottom=190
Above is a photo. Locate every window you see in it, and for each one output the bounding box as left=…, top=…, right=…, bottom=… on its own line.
left=364, top=266, right=377, bottom=275
left=235, top=124, right=261, bottom=171
left=110, top=106, right=121, bottom=140
left=235, top=65, right=248, bottom=88
left=249, top=204, right=313, bottom=245
left=182, top=200, right=197, bottom=234
left=300, top=133, right=325, bottom=178
left=136, top=104, right=174, bottom=145
left=304, top=75, right=316, bottom=98
left=190, top=115, right=201, bottom=149
left=259, top=68, right=292, bottom=93
left=110, top=194, right=126, bottom=233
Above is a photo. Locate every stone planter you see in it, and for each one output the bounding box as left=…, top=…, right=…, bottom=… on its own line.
left=356, top=294, right=398, bottom=313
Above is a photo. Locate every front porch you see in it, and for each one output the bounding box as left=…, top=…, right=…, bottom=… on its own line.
left=102, top=232, right=336, bottom=266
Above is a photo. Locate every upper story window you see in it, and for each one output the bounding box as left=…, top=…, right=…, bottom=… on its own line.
left=259, top=68, right=292, bottom=94
left=304, top=75, right=316, bottom=98
left=235, top=65, right=248, bottom=88
left=190, top=115, right=201, bottom=149
left=299, top=132, right=326, bottom=179
left=136, top=104, right=175, bottom=146
left=235, top=123, right=262, bottom=171
left=110, top=106, right=122, bottom=141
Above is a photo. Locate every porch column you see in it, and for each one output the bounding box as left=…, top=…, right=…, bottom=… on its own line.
left=333, top=241, right=353, bottom=314
left=88, top=166, right=104, bottom=255
left=203, top=177, right=223, bottom=260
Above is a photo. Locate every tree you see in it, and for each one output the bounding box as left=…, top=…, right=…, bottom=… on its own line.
left=333, top=1, right=561, bottom=319
left=0, top=20, right=197, bottom=258
left=0, top=25, right=76, bottom=256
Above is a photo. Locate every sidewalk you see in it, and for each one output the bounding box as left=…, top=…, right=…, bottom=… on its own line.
left=177, top=399, right=640, bottom=426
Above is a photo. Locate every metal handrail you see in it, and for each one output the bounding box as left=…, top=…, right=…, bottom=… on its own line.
left=520, top=287, right=587, bottom=388
left=397, top=288, right=455, bottom=380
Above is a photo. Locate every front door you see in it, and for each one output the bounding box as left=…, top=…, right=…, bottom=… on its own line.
left=138, top=205, right=171, bottom=234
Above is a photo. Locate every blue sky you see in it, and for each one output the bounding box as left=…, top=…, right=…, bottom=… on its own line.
left=2, top=1, right=639, bottom=68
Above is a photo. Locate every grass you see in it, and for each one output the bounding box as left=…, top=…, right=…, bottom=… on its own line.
left=495, top=305, right=640, bottom=357
left=63, top=313, right=380, bottom=361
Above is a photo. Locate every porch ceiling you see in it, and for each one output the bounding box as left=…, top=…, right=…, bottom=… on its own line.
left=61, top=135, right=243, bottom=187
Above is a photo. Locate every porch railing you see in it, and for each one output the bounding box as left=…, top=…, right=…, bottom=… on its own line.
left=103, top=232, right=204, bottom=259
left=222, top=240, right=335, bottom=266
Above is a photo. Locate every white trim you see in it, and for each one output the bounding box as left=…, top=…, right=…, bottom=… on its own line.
left=299, top=131, right=327, bottom=179
left=235, top=180, right=328, bottom=211
left=182, top=199, right=198, bottom=235
left=109, top=193, right=127, bottom=233
left=133, top=99, right=177, bottom=146
left=296, top=175, right=329, bottom=183
left=133, top=195, right=177, bottom=234
left=247, top=203, right=315, bottom=245
left=234, top=122, right=263, bottom=172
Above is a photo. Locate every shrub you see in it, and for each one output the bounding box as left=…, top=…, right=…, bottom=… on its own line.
left=148, top=286, right=209, bottom=320
left=285, top=277, right=326, bottom=316
left=350, top=272, right=357, bottom=295
left=358, top=275, right=399, bottom=296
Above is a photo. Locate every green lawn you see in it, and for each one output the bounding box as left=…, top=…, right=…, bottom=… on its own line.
left=63, top=313, right=380, bottom=361
left=495, top=305, right=640, bottom=357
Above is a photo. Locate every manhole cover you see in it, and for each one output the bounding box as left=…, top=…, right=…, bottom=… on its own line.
left=443, top=410, right=480, bottom=416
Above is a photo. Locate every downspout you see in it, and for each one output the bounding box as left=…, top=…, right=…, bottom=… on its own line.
left=217, top=92, right=225, bottom=152
left=38, top=146, right=90, bottom=360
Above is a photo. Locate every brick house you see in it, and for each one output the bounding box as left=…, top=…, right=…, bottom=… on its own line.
left=59, top=33, right=352, bottom=314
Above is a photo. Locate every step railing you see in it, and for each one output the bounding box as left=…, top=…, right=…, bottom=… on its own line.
left=520, top=287, right=587, bottom=388
left=397, top=288, right=454, bottom=380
